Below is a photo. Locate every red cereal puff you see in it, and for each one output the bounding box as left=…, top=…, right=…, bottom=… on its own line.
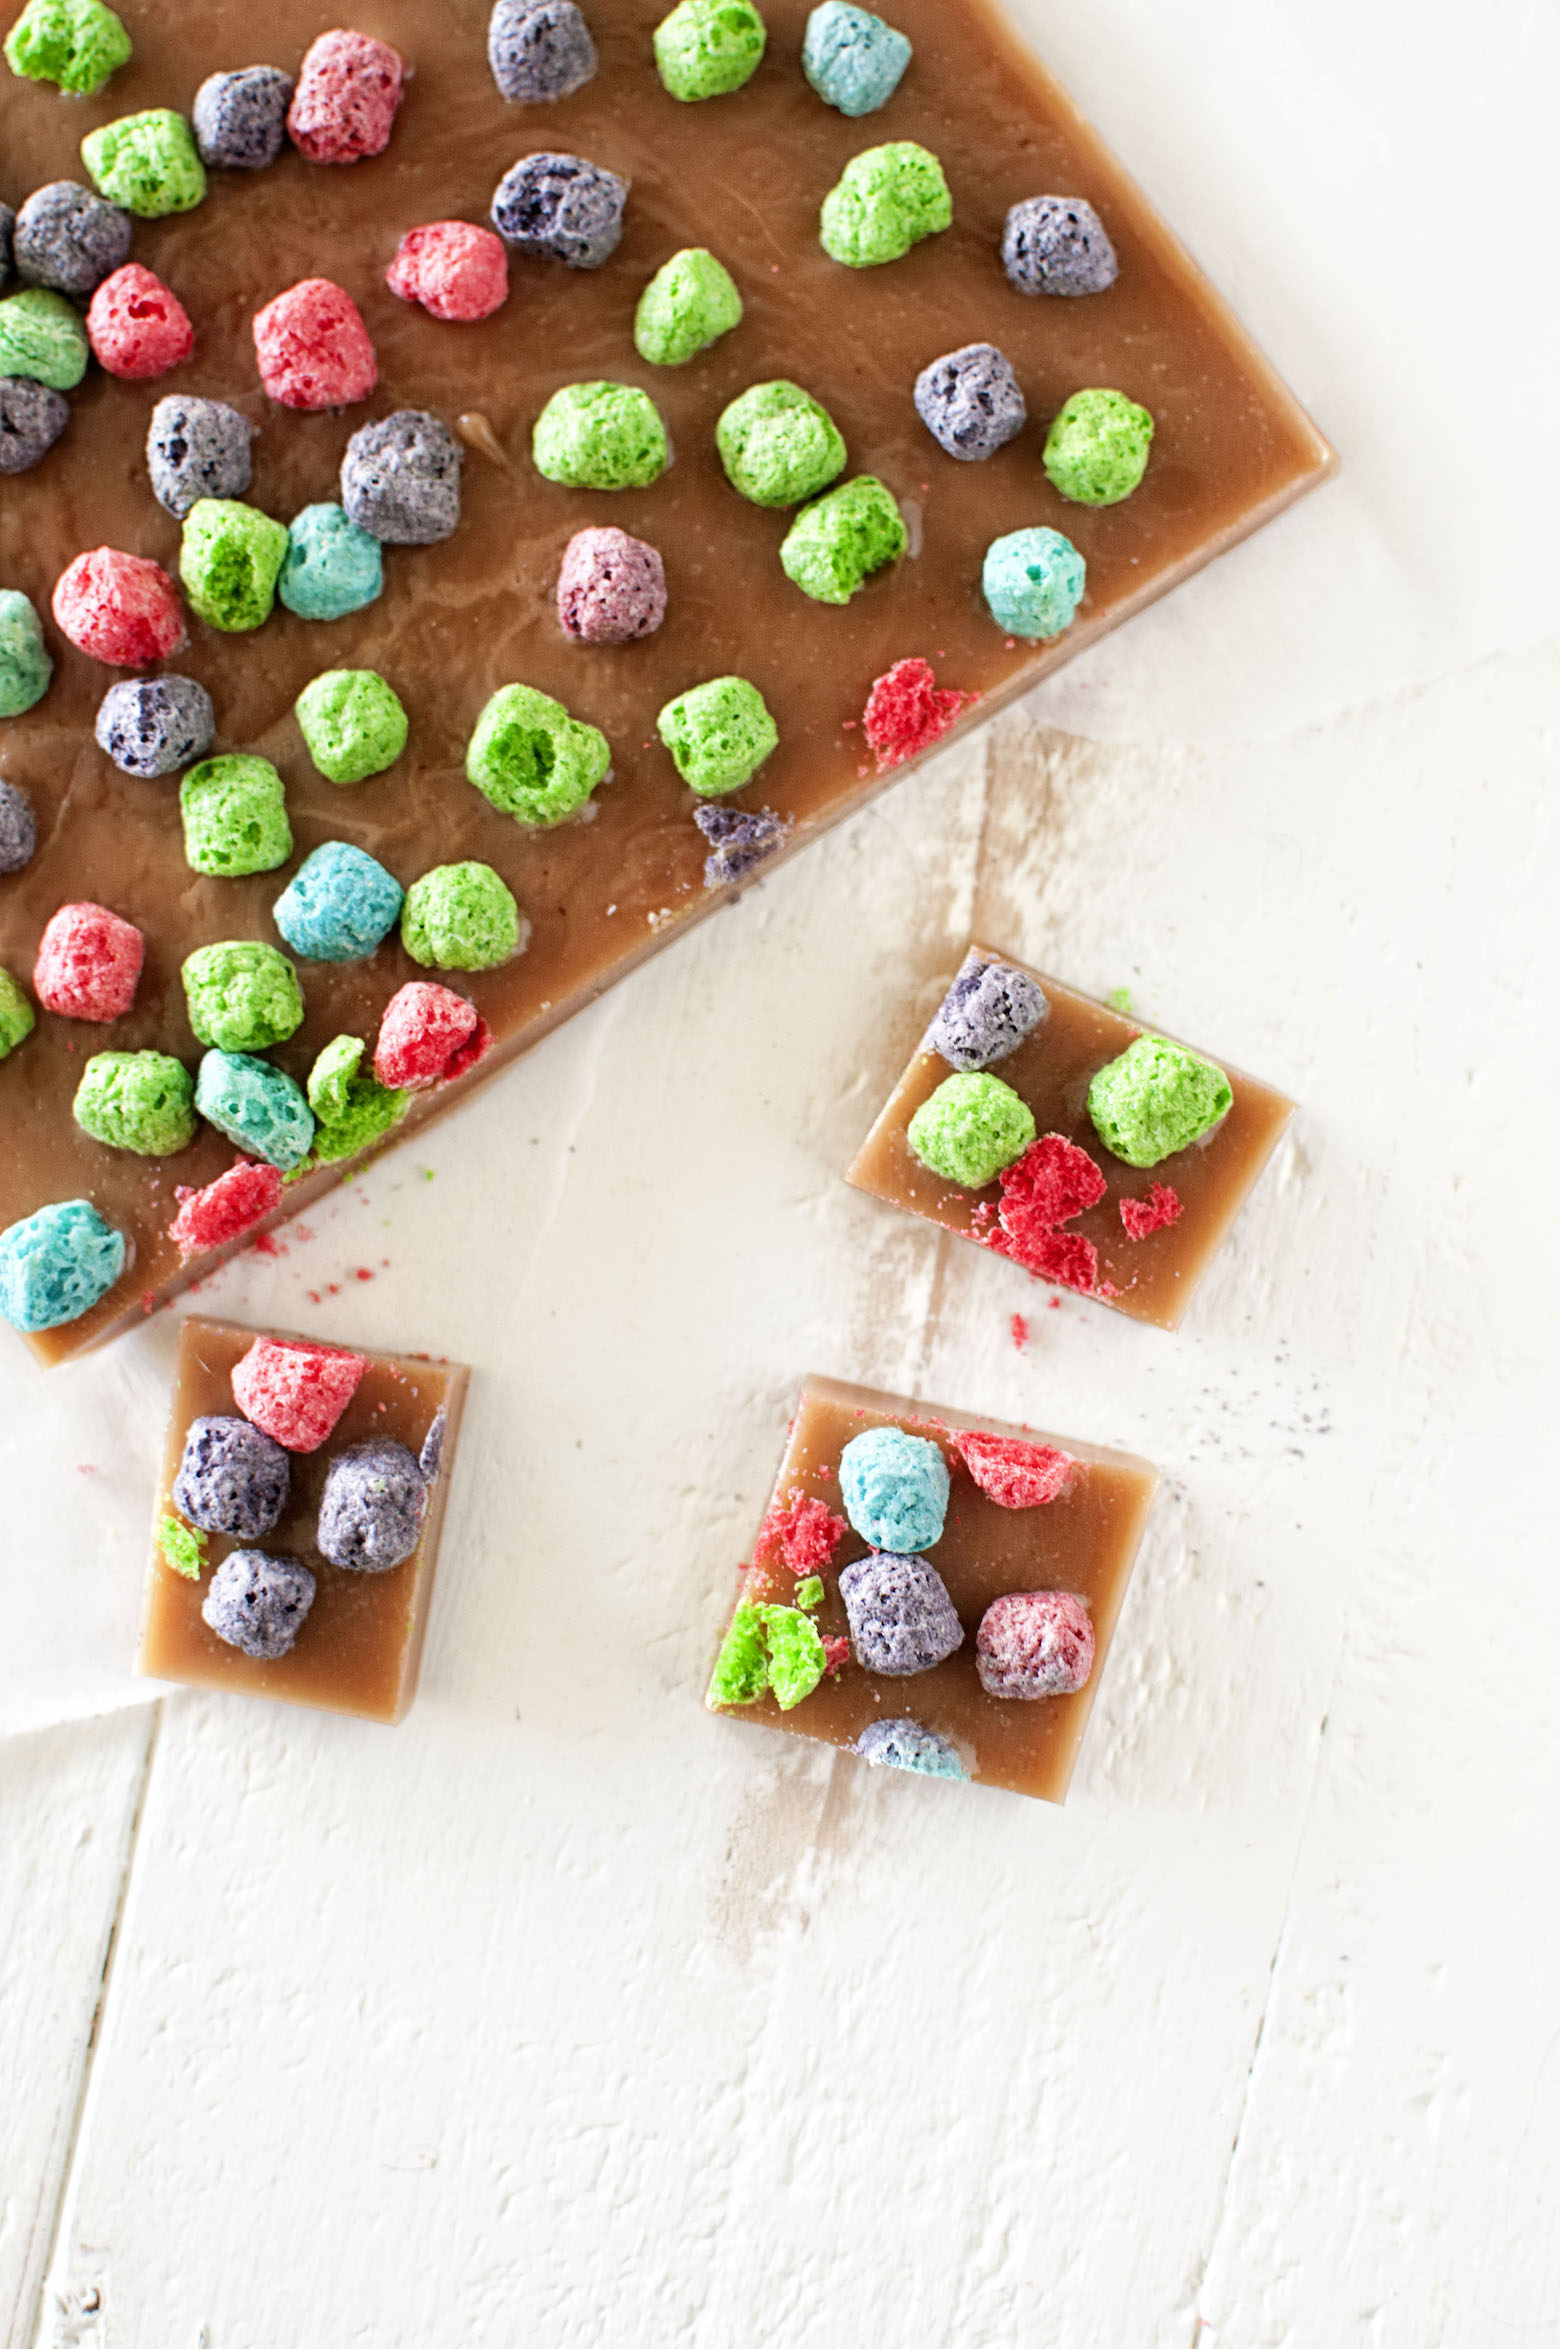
left=862, top=657, right=978, bottom=773
left=52, top=548, right=185, bottom=667
left=955, top=1431, right=1074, bottom=1509
left=85, top=264, right=194, bottom=382
left=252, top=278, right=377, bottom=411
left=386, top=221, right=508, bottom=323
left=232, top=1335, right=367, bottom=1453
left=996, top=1132, right=1105, bottom=1231
left=287, top=30, right=405, bottom=165
left=168, top=1157, right=284, bottom=1257
left=373, top=981, right=489, bottom=1091
left=34, top=901, right=144, bottom=1022
left=1120, top=1182, right=1183, bottom=1239
left=976, top=1590, right=1095, bottom=1700
left=988, top=1222, right=1099, bottom=1293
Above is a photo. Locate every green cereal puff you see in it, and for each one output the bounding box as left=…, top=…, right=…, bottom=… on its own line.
left=0, top=968, right=36, bottom=1060
left=0, top=288, right=89, bottom=389
left=73, top=1050, right=197, bottom=1156
left=779, top=474, right=906, bottom=604
left=306, top=1033, right=407, bottom=1164
left=81, top=109, right=206, bottom=219
left=759, top=1604, right=826, bottom=1709
left=634, top=248, right=743, bottom=366
left=180, top=500, right=289, bottom=634
left=1087, top=1034, right=1232, bottom=1168
left=182, top=940, right=304, bottom=1052
left=5, top=0, right=131, bottom=94
left=158, top=1513, right=206, bottom=1581
left=179, top=755, right=291, bottom=878
left=466, top=684, right=611, bottom=827
left=715, top=379, right=845, bottom=509
left=908, top=1070, right=1036, bottom=1188
left=820, top=141, right=951, bottom=267
left=657, top=674, right=777, bottom=797
left=705, top=1598, right=768, bottom=1707
left=295, top=668, right=409, bottom=785
left=401, top=862, right=521, bottom=972
left=1043, top=387, right=1154, bottom=507
left=653, top=0, right=765, bottom=99
left=0, top=589, right=53, bottom=717
left=532, top=381, right=669, bottom=492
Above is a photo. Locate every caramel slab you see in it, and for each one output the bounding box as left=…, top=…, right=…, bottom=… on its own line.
left=709, top=1374, right=1159, bottom=1802
left=846, top=949, right=1294, bottom=1328
left=140, top=1315, right=466, bottom=1722
left=0, top=0, right=1333, bottom=1363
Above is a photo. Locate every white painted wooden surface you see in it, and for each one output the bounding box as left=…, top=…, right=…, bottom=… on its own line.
left=5, top=0, right=1559, bottom=2341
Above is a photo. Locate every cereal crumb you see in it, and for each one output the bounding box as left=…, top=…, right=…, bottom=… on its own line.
left=756, top=1487, right=846, bottom=1577
left=1120, top=1182, right=1182, bottom=1239
left=1010, top=1312, right=1028, bottom=1351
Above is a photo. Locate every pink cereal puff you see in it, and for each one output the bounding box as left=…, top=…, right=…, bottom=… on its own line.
left=33, top=902, right=144, bottom=1022
left=232, top=1335, right=366, bottom=1453
left=51, top=549, right=185, bottom=667
left=385, top=221, right=508, bottom=323
left=976, top=1590, right=1096, bottom=1701
left=373, top=981, right=489, bottom=1091
left=85, top=264, right=194, bottom=382
left=252, top=278, right=377, bottom=411
left=287, top=30, right=405, bottom=165
left=168, top=1157, right=285, bottom=1257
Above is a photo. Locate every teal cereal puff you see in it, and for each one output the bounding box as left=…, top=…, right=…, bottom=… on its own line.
left=716, top=380, right=845, bottom=509
left=179, top=754, right=291, bottom=878
left=4, top=0, right=130, bottom=94
left=1043, top=387, right=1154, bottom=507
left=81, top=110, right=206, bottom=219
left=195, top=1049, right=313, bottom=1170
left=306, top=1033, right=407, bottom=1163
left=466, top=684, right=610, bottom=827
left=180, top=500, right=289, bottom=633
left=0, top=967, right=35, bottom=1059
left=0, top=589, right=53, bottom=716
left=73, top=1049, right=196, bottom=1155
left=0, top=288, right=88, bottom=388
left=0, top=1198, right=124, bottom=1330
left=273, top=842, right=403, bottom=962
left=1087, top=1035, right=1232, bottom=1168
left=401, top=862, right=522, bottom=972
left=278, top=504, right=383, bottom=622
left=779, top=474, right=906, bottom=604
left=532, top=382, right=669, bottom=491
left=982, top=526, right=1085, bottom=640
left=657, top=675, right=777, bottom=797
left=182, top=939, right=304, bottom=1052
left=908, top=1070, right=1035, bottom=1188
left=820, top=141, right=950, bottom=266
left=295, top=668, right=408, bottom=784
left=653, top=0, right=765, bottom=99
left=634, top=248, right=742, bottom=366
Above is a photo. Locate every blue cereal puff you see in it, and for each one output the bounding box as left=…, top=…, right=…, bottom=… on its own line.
left=839, top=1423, right=949, bottom=1552
left=273, top=841, right=403, bottom=962
left=278, top=503, right=383, bottom=621
left=802, top=3, right=910, bottom=116
left=0, top=1197, right=125, bottom=1330
left=194, top=1049, right=314, bottom=1170
left=982, top=526, right=1085, bottom=641
left=854, top=1716, right=969, bottom=1780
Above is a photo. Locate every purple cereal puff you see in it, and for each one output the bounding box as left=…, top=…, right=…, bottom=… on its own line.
left=0, top=375, right=69, bottom=473
left=418, top=1408, right=446, bottom=1482
left=173, top=1413, right=291, bottom=1538
left=13, top=181, right=131, bottom=300
left=926, top=949, right=1047, bottom=1071
left=316, top=1438, right=428, bottom=1571
left=489, top=151, right=626, bottom=269
left=202, top=1547, right=316, bottom=1659
left=692, top=802, right=790, bottom=889
left=193, top=67, right=295, bottom=170
left=556, top=526, right=666, bottom=644
left=839, top=1549, right=964, bottom=1677
left=0, top=779, right=38, bottom=874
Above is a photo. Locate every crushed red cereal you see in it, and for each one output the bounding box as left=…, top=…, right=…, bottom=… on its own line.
left=821, top=1634, right=851, bottom=1678
left=1010, top=1311, right=1029, bottom=1350
left=287, top=29, right=405, bottom=165
left=997, top=1132, right=1106, bottom=1229
left=756, top=1486, right=847, bottom=1577
left=373, top=980, right=485, bottom=1091
left=85, top=263, right=194, bottom=381
left=955, top=1430, right=1074, bottom=1508
left=231, top=1334, right=366, bottom=1452
left=861, top=656, right=977, bottom=773
left=168, top=1157, right=285, bottom=1257
left=33, top=901, right=144, bottom=1021
left=252, top=278, right=377, bottom=411
left=988, top=1223, right=1099, bottom=1292
left=1120, top=1181, right=1183, bottom=1239
left=51, top=547, right=184, bottom=666
left=386, top=221, right=508, bottom=322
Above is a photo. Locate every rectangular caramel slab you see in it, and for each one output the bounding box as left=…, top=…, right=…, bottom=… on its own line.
left=139, top=1315, right=466, bottom=1722
left=0, top=0, right=1333, bottom=1364
left=709, top=1375, right=1160, bottom=1802
left=846, top=948, right=1294, bottom=1329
